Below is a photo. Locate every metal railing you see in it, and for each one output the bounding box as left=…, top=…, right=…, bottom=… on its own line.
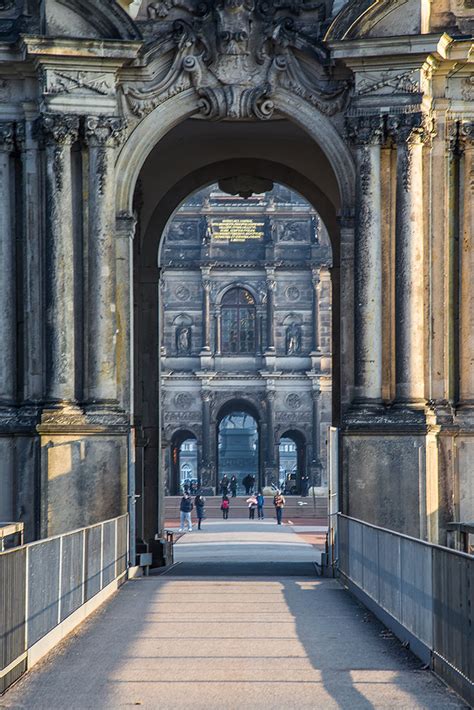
left=338, top=514, right=474, bottom=707
left=0, top=515, right=128, bottom=694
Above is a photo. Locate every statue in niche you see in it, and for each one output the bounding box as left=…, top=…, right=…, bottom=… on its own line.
left=286, top=323, right=302, bottom=355
left=176, top=325, right=191, bottom=355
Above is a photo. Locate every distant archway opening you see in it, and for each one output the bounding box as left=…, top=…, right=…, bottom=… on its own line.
left=171, top=430, right=198, bottom=495
left=217, top=405, right=260, bottom=495
left=279, top=430, right=307, bottom=496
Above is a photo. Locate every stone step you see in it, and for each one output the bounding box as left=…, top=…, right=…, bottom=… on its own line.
left=165, top=496, right=328, bottom=519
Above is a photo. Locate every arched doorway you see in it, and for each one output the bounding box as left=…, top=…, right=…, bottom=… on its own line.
left=217, top=403, right=260, bottom=495
left=170, top=431, right=198, bottom=496
left=279, top=431, right=307, bottom=496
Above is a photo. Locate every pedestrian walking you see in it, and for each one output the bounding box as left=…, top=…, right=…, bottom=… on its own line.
left=221, top=495, right=230, bottom=520
left=300, top=474, right=309, bottom=497
left=273, top=490, right=285, bottom=525
left=194, top=494, right=206, bottom=530
left=179, top=492, right=193, bottom=532
left=246, top=494, right=257, bottom=520
left=242, top=474, right=252, bottom=495
left=230, top=475, right=238, bottom=497
left=220, top=475, right=229, bottom=497
left=257, top=491, right=265, bottom=520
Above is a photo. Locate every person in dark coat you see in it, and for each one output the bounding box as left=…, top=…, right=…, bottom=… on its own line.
left=300, top=474, right=309, bottom=497
left=230, top=475, right=238, bottom=497
left=273, top=490, right=285, bottom=525
left=194, top=494, right=206, bottom=530
left=242, top=474, right=252, bottom=495
left=220, top=475, right=229, bottom=497
left=179, top=493, right=193, bottom=532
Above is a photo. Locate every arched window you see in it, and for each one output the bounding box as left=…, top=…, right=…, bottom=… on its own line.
left=221, top=288, right=256, bottom=354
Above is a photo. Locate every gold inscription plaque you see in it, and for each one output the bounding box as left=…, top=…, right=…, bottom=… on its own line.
left=210, top=218, right=265, bottom=241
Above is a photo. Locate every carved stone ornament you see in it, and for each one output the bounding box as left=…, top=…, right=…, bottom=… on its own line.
left=345, top=114, right=384, bottom=146
left=175, top=392, right=194, bottom=408
left=85, top=116, right=126, bottom=148
left=39, top=113, right=80, bottom=146
left=0, top=0, right=14, bottom=10
left=387, top=112, right=427, bottom=191
left=286, top=393, right=302, bottom=409
left=43, top=70, right=115, bottom=98
left=0, top=121, right=14, bottom=151
left=126, top=1, right=348, bottom=120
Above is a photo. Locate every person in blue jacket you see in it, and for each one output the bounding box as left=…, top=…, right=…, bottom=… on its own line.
left=257, top=491, right=265, bottom=520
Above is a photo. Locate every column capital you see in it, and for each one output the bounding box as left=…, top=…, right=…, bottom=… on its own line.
left=311, top=388, right=321, bottom=401
left=39, top=113, right=80, bottom=146
left=345, top=115, right=384, bottom=145
left=0, top=121, right=15, bottom=152
left=460, top=120, right=474, bottom=146
left=201, top=389, right=213, bottom=404
left=84, top=116, right=126, bottom=148
left=387, top=112, right=427, bottom=145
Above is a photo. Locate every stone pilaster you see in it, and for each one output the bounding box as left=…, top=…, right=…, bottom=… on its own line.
left=347, top=115, right=384, bottom=405
left=390, top=113, right=426, bottom=406
left=116, top=211, right=137, bottom=413
left=200, top=389, right=213, bottom=487
left=0, top=122, right=15, bottom=408
left=201, top=273, right=211, bottom=352
left=85, top=116, right=125, bottom=407
left=41, top=113, right=80, bottom=404
left=311, top=268, right=321, bottom=353
left=17, top=118, right=44, bottom=403
left=215, top=306, right=222, bottom=354
left=265, top=389, right=276, bottom=484
left=265, top=272, right=276, bottom=352
left=459, top=121, right=474, bottom=407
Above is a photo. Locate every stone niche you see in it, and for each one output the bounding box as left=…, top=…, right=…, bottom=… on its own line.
left=342, top=434, right=424, bottom=538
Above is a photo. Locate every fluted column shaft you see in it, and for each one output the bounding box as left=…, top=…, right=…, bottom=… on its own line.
left=392, top=115, right=426, bottom=404
left=348, top=116, right=384, bottom=404
left=42, top=114, right=79, bottom=403
left=0, top=123, right=15, bottom=405
left=215, top=307, right=222, bottom=354
left=85, top=117, right=124, bottom=405
left=459, top=122, right=474, bottom=404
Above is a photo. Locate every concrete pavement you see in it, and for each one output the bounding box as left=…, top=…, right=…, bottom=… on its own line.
left=1, top=522, right=466, bottom=709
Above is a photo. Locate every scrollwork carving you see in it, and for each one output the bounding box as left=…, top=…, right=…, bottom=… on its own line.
left=345, top=115, right=384, bottom=146
left=126, top=1, right=348, bottom=120
left=39, top=114, right=80, bottom=192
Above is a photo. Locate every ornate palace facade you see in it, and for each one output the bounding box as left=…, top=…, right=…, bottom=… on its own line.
left=0, top=0, right=472, bottom=546
left=160, top=185, right=332, bottom=494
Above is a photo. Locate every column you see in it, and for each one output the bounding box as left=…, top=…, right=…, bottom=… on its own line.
left=311, top=388, right=321, bottom=486
left=17, top=117, right=44, bottom=402
left=311, top=268, right=321, bottom=353
left=391, top=114, right=426, bottom=405
left=266, top=272, right=276, bottom=352
left=201, top=389, right=212, bottom=486
left=116, top=212, right=137, bottom=413
left=0, top=123, right=15, bottom=407
left=348, top=115, right=384, bottom=405
left=215, top=307, right=222, bottom=354
left=201, top=273, right=211, bottom=351
left=85, top=116, right=125, bottom=406
left=41, top=113, right=80, bottom=404
left=459, top=122, right=474, bottom=406
left=266, top=389, right=276, bottom=479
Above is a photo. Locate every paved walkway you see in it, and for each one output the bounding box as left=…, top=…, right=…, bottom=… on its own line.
left=1, top=523, right=466, bottom=709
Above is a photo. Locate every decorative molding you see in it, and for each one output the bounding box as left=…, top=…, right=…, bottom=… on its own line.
left=85, top=116, right=126, bottom=148
left=357, top=70, right=420, bottom=97
left=286, top=393, right=302, bottom=409
left=43, top=70, right=115, bottom=98
left=125, top=1, right=348, bottom=120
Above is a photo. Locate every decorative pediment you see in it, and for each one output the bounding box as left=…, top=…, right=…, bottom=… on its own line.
left=124, top=0, right=349, bottom=120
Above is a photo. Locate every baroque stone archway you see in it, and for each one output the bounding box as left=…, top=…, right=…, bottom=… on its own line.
left=0, top=0, right=472, bottom=552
